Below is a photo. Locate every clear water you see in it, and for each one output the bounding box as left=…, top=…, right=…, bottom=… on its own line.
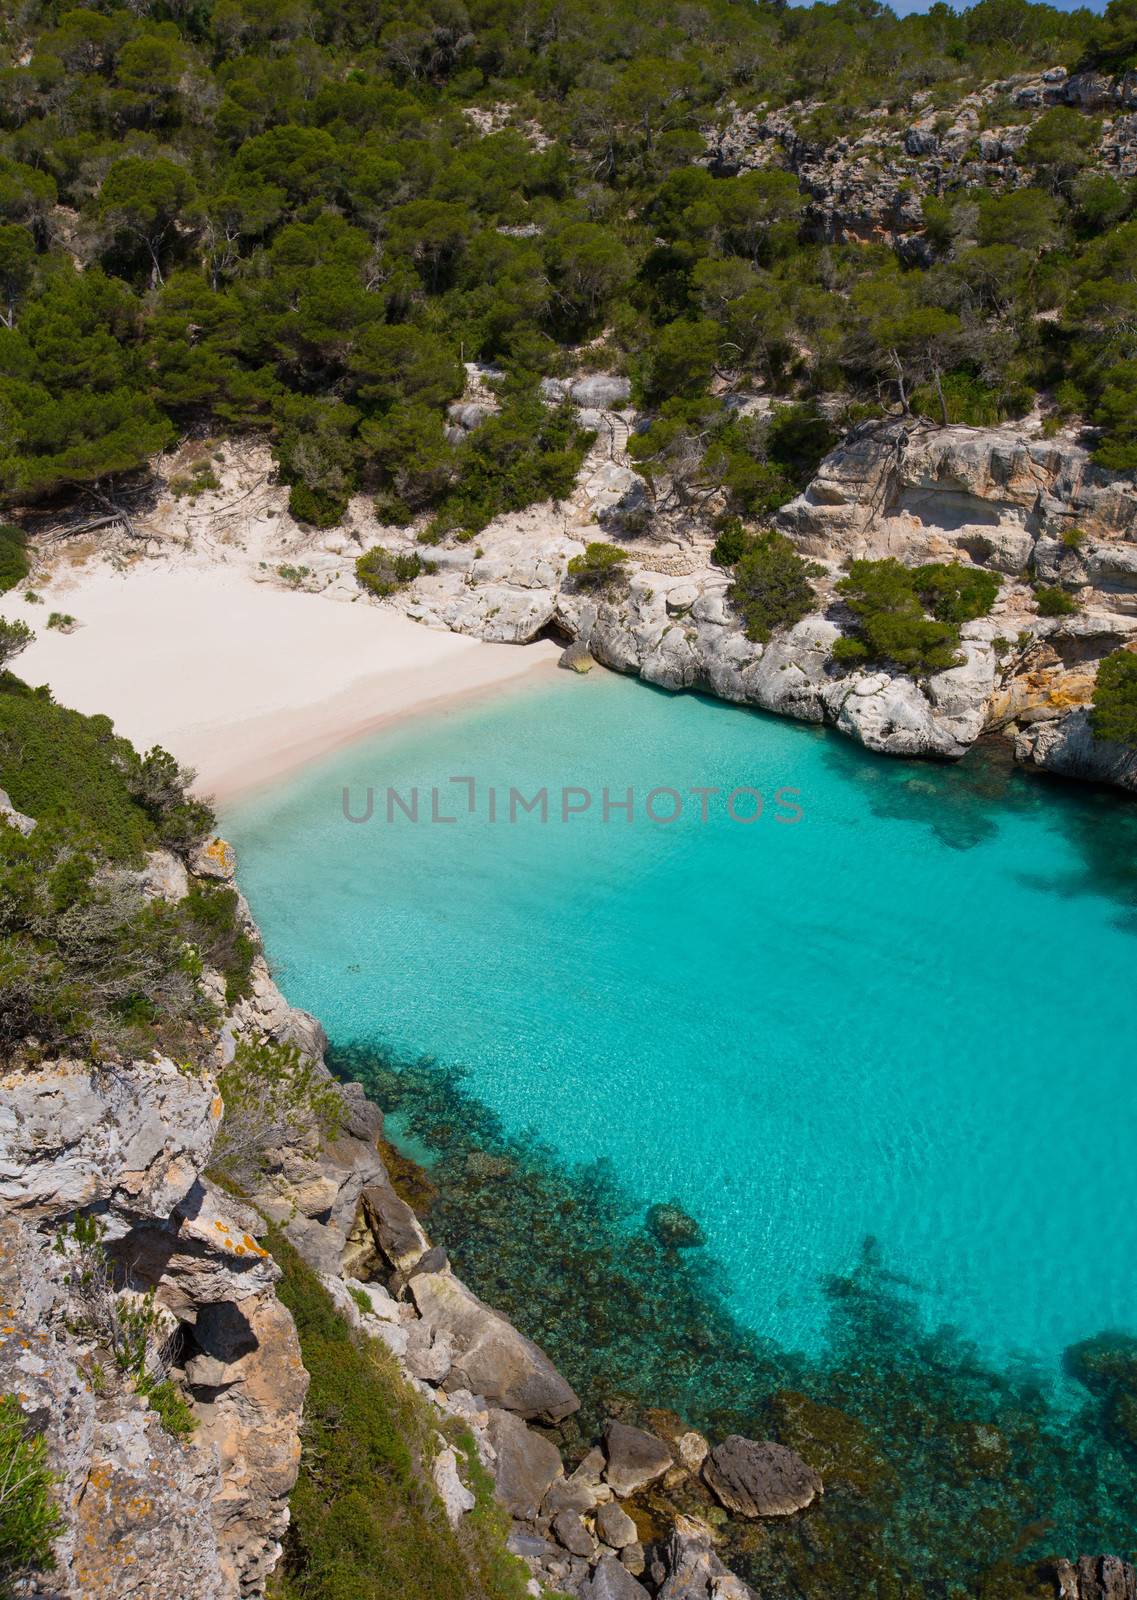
left=225, top=669, right=1137, bottom=1379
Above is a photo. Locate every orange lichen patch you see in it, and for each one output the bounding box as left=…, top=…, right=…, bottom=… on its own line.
left=211, top=1095, right=224, bottom=1120
left=241, top=1234, right=268, bottom=1258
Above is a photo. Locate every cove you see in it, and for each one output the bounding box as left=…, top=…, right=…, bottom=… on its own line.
left=226, top=668, right=1136, bottom=1370
left=224, top=668, right=1137, bottom=1582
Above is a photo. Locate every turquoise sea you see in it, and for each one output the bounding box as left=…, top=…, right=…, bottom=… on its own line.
left=226, top=667, right=1137, bottom=1585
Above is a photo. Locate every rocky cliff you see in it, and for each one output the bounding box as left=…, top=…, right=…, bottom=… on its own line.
left=703, top=69, right=1137, bottom=255
left=364, top=409, right=1137, bottom=790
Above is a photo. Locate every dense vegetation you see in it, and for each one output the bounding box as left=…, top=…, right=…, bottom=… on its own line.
left=1091, top=647, right=1137, bottom=745
left=834, top=557, right=1001, bottom=674
left=267, top=1228, right=550, bottom=1600
left=0, top=0, right=1135, bottom=538
left=0, top=670, right=253, bottom=1065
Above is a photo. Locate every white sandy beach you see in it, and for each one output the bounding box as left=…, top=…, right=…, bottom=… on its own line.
left=0, top=561, right=560, bottom=804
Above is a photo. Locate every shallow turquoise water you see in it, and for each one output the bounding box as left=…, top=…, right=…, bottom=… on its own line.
left=226, top=669, right=1137, bottom=1376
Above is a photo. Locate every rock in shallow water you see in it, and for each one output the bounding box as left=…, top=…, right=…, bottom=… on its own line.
left=603, top=1419, right=673, bottom=1496
left=646, top=1201, right=706, bottom=1249
left=702, top=1435, right=822, bottom=1518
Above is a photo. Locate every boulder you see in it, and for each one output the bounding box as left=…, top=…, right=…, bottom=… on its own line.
left=190, top=836, right=237, bottom=880
left=569, top=375, right=632, bottom=409
left=702, top=1436, right=821, bottom=1518
left=485, top=1407, right=564, bottom=1519
left=433, top=1442, right=476, bottom=1525
left=553, top=1509, right=596, bottom=1558
left=362, top=1180, right=431, bottom=1274
left=596, top=1500, right=638, bottom=1549
left=559, top=638, right=596, bottom=673
left=603, top=1420, right=672, bottom=1497
left=410, top=1270, right=579, bottom=1421
left=586, top=1553, right=652, bottom=1600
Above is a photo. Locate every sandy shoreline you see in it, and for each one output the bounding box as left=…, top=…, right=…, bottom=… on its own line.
left=0, top=561, right=561, bottom=804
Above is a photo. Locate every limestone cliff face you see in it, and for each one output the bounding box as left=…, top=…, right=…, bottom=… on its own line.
left=382, top=410, right=1137, bottom=785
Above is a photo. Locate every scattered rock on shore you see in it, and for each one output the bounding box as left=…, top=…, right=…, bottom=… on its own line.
left=603, top=1420, right=673, bottom=1497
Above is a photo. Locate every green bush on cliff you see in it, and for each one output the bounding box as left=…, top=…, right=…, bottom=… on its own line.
left=267, top=1229, right=541, bottom=1600
left=834, top=560, right=1000, bottom=677
left=1034, top=584, right=1079, bottom=616
left=729, top=531, right=822, bottom=643
left=1091, top=648, right=1137, bottom=745
left=355, top=547, right=426, bottom=597
left=567, top=542, right=629, bottom=590
left=0, top=1395, right=62, bottom=1592
left=0, top=677, right=225, bottom=1067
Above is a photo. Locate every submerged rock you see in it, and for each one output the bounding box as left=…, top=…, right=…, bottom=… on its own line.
left=646, top=1202, right=706, bottom=1249
left=703, top=1436, right=822, bottom=1519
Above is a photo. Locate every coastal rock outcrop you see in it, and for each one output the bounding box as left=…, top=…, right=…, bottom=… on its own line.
left=387, top=413, right=1137, bottom=789
left=0, top=1054, right=306, bottom=1598
left=1015, top=706, right=1137, bottom=794
left=409, top=1268, right=581, bottom=1422
left=656, top=1516, right=756, bottom=1600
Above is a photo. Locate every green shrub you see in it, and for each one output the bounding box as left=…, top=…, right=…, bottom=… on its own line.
left=1034, top=584, right=1079, bottom=616
left=0, top=682, right=184, bottom=860
left=710, top=518, right=755, bottom=568
left=140, top=1378, right=197, bottom=1439
left=566, top=541, right=629, bottom=590
left=45, top=613, right=76, bottom=632
left=0, top=524, right=29, bottom=595
left=289, top=483, right=349, bottom=528
left=180, top=884, right=258, bottom=1004
left=212, top=1036, right=345, bottom=1181
left=1091, top=648, right=1137, bottom=746
left=355, top=548, right=425, bottom=597
left=729, top=531, right=821, bottom=643
left=834, top=560, right=1001, bottom=677
left=0, top=1395, right=62, bottom=1589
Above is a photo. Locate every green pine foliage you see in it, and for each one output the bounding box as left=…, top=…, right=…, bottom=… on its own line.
left=1091, top=648, right=1137, bottom=746
left=0, top=0, right=1132, bottom=532
left=728, top=531, right=823, bottom=643
left=834, top=559, right=1001, bottom=677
